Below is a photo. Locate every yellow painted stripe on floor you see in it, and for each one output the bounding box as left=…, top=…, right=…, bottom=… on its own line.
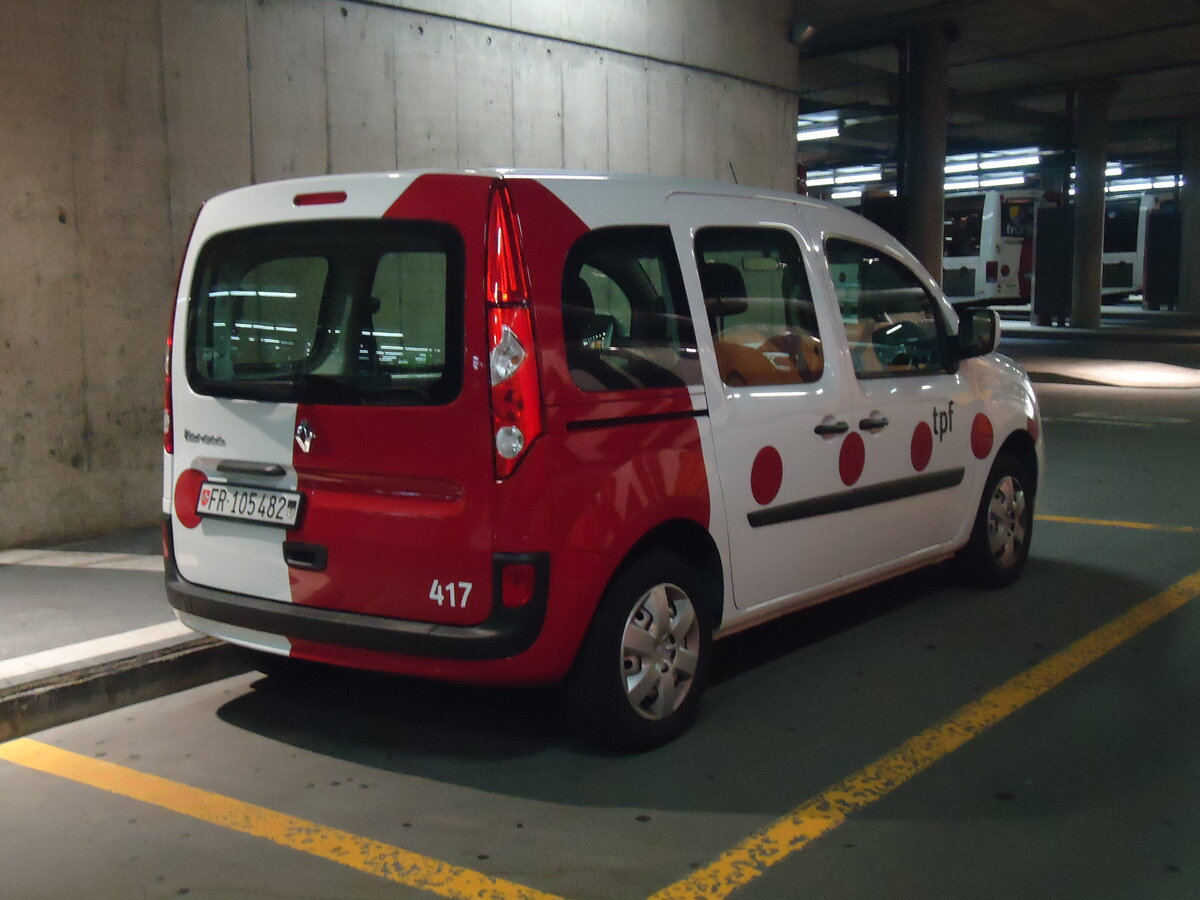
left=650, top=569, right=1200, bottom=900
left=0, top=738, right=562, bottom=900
left=1036, top=514, right=1198, bottom=534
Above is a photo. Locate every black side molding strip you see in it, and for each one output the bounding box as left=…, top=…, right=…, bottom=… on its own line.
left=566, top=408, right=708, bottom=431
left=748, top=467, right=966, bottom=528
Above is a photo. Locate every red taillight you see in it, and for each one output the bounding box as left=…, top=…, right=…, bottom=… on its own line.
left=294, top=191, right=347, bottom=206
left=163, top=328, right=173, bottom=454
left=985, top=260, right=999, bottom=283
left=486, top=182, right=541, bottom=479
left=166, top=207, right=203, bottom=456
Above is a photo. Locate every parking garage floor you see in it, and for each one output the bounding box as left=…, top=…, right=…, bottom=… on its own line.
left=1, top=308, right=1198, bottom=898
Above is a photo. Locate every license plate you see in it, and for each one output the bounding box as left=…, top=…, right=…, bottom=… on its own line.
left=196, top=482, right=302, bottom=528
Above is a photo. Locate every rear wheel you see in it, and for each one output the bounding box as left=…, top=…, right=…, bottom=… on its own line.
left=565, top=551, right=713, bottom=752
left=956, top=452, right=1034, bottom=588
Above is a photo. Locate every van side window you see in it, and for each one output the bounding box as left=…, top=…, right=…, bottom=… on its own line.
left=562, top=227, right=699, bottom=391
left=694, top=227, right=824, bottom=387
left=826, top=237, right=947, bottom=378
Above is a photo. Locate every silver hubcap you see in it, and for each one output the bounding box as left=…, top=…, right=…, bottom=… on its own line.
left=986, top=474, right=1028, bottom=569
left=621, top=584, right=701, bottom=721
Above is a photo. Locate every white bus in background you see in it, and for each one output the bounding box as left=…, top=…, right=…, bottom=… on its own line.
left=1102, top=191, right=1170, bottom=299
left=941, top=191, right=1039, bottom=303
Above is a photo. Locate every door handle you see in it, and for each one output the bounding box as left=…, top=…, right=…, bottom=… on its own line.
left=217, top=460, right=287, bottom=477
left=283, top=541, right=327, bottom=572
left=858, top=416, right=890, bottom=432
left=814, top=420, right=850, bottom=436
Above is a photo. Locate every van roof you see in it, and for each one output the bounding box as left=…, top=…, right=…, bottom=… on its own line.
left=201, top=168, right=850, bottom=211
left=194, top=168, right=860, bottom=244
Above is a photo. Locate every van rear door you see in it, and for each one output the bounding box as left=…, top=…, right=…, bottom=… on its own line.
left=169, top=176, right=497, bottom=630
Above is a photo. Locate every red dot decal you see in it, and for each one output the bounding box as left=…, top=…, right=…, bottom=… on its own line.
left=174, top=468, right=207, bottom=529
left=971, top=413, right=995, bottom=460
left=751, top=446, right=783, bottom=506
left=839, top=432, right=866, bottom=486
left=911, top=421, right=933, bottom=472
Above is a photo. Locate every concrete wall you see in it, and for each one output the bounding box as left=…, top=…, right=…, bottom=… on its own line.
left=0, top=0, right=798, bottom=547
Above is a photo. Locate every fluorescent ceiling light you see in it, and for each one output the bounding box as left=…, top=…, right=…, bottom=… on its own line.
left=834, top=171, right=882, bottom=185
left=945, top=179, right=980, bottom=192
left=806, top=176, right=835, bottom=186
left=797, top=126, right=840, bottom=142
left=1073, top=165, right=1126, bottom=179
left=944, top=162, right=978, bottom=174
left=1107, top=181, right=1153, bottom=193
left=979, top=174, right=1025, bottom=187
left=830, top=189, right=863, bottom=200
left=1153, top=178, right=1179, bottom=189
left=979, top=155, right=1040, bottom=170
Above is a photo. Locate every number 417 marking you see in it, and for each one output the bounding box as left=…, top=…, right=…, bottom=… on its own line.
left=430, top=579, right=473, bottom=609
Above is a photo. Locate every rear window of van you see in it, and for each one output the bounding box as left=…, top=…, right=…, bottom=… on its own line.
left=186, top=221, right=464, bottom=405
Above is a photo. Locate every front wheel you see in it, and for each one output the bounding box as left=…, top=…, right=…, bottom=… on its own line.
left=565, top=551, right=713, bottom=752
left=956, top=452, right=1034, bottom=588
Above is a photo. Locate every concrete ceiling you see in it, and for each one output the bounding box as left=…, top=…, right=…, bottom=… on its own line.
left=791, top=0, right=1200, bottom=177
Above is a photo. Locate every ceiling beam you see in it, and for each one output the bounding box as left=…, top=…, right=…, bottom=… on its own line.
left=791, top=1, right=973, bottom=58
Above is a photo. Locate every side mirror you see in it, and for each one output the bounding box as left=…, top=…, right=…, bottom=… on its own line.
left=956, top=308, right=1000, bottom=359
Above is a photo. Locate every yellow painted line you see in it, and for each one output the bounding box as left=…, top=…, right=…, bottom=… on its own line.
left=1036, top=514, right=1197, bottom=534
left=0, top=738, right=563, bottom=900
left=650, top=569, right=1200, bottom=900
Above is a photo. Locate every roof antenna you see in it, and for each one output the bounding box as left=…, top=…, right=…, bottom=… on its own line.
left=728, top=162, right=739, bottom=184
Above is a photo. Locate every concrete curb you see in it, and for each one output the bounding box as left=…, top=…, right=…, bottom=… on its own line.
left=0, top=638, right=251, bottom=742
left=1001, top=324, right=1200, bottom=344
left=995, top=308, right=1200, bottom=343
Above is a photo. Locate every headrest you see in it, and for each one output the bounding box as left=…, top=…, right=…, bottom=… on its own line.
left=700, top=262, right=749, bottom=319
left=564, top=276, right=595, bottom=313
left=699, top=262, right=746, bottom=300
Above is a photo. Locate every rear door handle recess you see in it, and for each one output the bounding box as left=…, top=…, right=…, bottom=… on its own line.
left=283, top=542, right=327, bottom=572
left=814, top=420, right=850, bottom=436
left=217, top=460, right=287, bottom=477
left=858, top=416, right=890, bottom=432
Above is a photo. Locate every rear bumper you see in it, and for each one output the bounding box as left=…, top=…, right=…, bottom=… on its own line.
left=165, top=550, right=549, bottom=662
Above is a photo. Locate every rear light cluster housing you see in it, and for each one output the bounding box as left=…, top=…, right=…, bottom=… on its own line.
left=164, top=208, right=203, bottom=456
left=485, top=182, right=542, bottom=479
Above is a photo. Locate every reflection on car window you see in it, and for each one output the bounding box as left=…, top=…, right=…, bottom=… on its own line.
left=694, top=227, right=824, bottom=387
left=562, top=227, right=699, bottom=392
left=189, top=221, right=463, bottom=406
left=826, top=238, right=947, bottom=379
left=943, top=196, right=983, bottom=257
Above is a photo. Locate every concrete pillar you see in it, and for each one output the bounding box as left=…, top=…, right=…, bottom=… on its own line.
left=899, top=25, right=949, bottom=282
left=1177, top=117, right=1200, bottom=313
left=1070, top=83, right=1113, bottom=329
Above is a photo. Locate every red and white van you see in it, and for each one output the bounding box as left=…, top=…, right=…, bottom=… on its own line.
left=164, top=170, right=1043, bottom=749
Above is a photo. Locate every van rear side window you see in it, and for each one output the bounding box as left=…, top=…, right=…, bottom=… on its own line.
left=186, top=221, right=464, bottom=405
left=562, top=227, right=699, bottom=392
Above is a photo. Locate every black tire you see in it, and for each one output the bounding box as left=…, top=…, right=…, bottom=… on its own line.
left=956, top=451, right=1034, bottom=588
left=564, top=551, right=714, bottom=752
